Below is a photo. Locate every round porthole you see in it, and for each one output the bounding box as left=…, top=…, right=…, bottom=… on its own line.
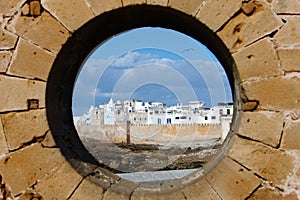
left=46, top=5, right=238, bottom=188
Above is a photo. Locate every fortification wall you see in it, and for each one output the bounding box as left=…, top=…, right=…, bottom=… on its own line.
left=0, top=0, right=299, bottom=199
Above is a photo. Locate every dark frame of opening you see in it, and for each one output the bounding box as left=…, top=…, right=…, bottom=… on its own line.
left=46, top=5, right=237, bottom=185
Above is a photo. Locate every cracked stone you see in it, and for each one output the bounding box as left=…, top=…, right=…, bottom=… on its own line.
left=0, top=25, right=18, bottom=50
left=281, top=122, right=300, bottom=150
left=168, top=0, right=204, bottom=16
left=86, top=0, right=122, bottom=15
left=228, top=136, right=295, bottom=185
left=0, top=51, right=12, bottom=72
left=274, top=16, right=300, bottom=47
left=238, top=111, right=284, bottom=147
left=0, top=117, right=8, bottom=156
left=248, top=188, right=298, bottom=200
left=70, top=177, right=104, bottom=200
left=2, top=109, right=49, bottom=150
left=103, top=179, right=138, bottom=200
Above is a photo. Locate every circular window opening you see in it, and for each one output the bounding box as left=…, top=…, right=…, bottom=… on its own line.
left=72, top=27, right=233, bottom=184
left=46, top=5, right=237, bottom=188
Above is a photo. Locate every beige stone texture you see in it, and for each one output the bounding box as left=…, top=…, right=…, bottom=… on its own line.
left=248, top=188, right=298, bottom=200
left=41, top=0, right=94, bottom=32
left=86, top=0, right=122, bottom=15
left=228, top=137, right=295, bottom=185
left=196, top=0, right=241, bottom=31
left=2, top=109, right=49, bottom=150
left=6, top=11, right=70, bottom=53
left=103, top=179, right=138, bottom=200
left=275, top=16, right=300, bottom=47
left=233, top=38, right=281, bottom=81
left=122, top=0, right=147, bottom=6
left=41, top=131, right=56, bottom=147
left=0, top=143, right=65, bottom=195
left=272, top=0, right=300, bottom=14
left=147, top=0, right=168, bottom=6
left=277, top=48, right=300, bottom=72
left=0, top=75, right=46, bottom=112
left=238, top=111, right=283, bottom=147
left=8, top=38, right=55, bottom=81
left=168, top=0, right=204, bottom=16
left=0, top=25, right=18, bottom=50
left=182, top=178, right=221, bottom=200
left=281, top=122, right=300, bottom=150
left=242, top=76, right=300, bottom=110
left=0, top=116, right=9, bottom=156
left=206, top=156, right=261, bottom=199
left=70, top=177, right=104, bottom=200
left=218, top=1, right=283, bottom=52
left=0, top=0, right=25, bottom=16
left=0, top=51, right=12, bottom=72
left=34, top=162, right=83, bottom=199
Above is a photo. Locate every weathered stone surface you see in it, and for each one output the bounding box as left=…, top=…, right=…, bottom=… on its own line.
left=18, top=189, right=43, bottom=200
left=238, top=111, right=284, bottom=147
left=29, top=0, right=41, bottom=17
left=8, top=38, right=55, bottom=81
left=0, top=51, right=11, bottom=72
left=228, top=137, right=295, bottom=185
left=122, top=0, right=146, bottom=6
left=168, top=0, right=204, bottom=16
left=196, top=0, right=241, bottom=31
left=248, top=188, right=298, bottom=200
left=0, top=144, right=65, bottom=195
left=34, top=162, right=83, bottom=200
left=158, top=190, right=185, bottom=200
left=0, top=116, right=9, bottom=156
left=242, top=76, right=300, bottom=110
left=86, top=0, right=122, bottom=15
left=182, top=178, right=221, bottom=200
left=272, top=0, right=300, bottom=14
left=41, top=131, right=56, bottom=148
left=0, top=0, right=25, bottom=16
left=0, top=25, right=18, bottom=50
left=233, top=38, right=281, bottom=80
left=243, top=101, right=258, bottom=111
left=70, top=177, right=104, bottom=200
left=6, top=11, right=70, bottom=53
left=274, top=16, right=300, bottom=47
left=2, top=109, right=49, bottom=150
left=41, top=0, right=94, bottom=32
left=206, top=156, right=261, bottom=199
left=218, top=1, right=283, bottom=52
left=0, top=75, right=46, bottom=112
left=103, top=179, right=138, bottom=200
left=277, top=48, right=300, bottom=72
left=281, top=122, right=300, bottom=150
left=147, top=0, right=168, bottom=6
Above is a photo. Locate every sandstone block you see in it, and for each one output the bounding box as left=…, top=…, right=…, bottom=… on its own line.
left=168, top=0, right=204, bottom=16
left=196, top=0, right=241, bottom=31
left=41, top=131, right=56, bottom=148
left=281, top=122, right=300, bottom=150
left=0, top=25, right=18, bottom=50
left=277, top=48, right=300, bottom=72
left=182, top=178, right=221, bottom=200
left=41, top=0, right=94, bottom=32
left=238, top=111, right=284, bottom=147
left=70, top=177, right=104, bottom=200
left=0, top=0, right=24, bottom=16
left=0, top=75, right=46, bottom=112
left=218, top=1, right=282, bottom=52
left=233, top=38, right=280, bottom=81
left=242, top=76, right=300, bottom=110
left=147, top=0, right=168, bottom=6
left=34, top=162, right=83, bottom=199
left=0, top=51, right=11, bottom=72
left=0, top=116, right=9, bottom=156
left=6, top=11, right=70, bottom=53
left=86, top=0, right=122, bottom=15
left=206, top=156, right=261, bottom=199
left=8, top=38, right=55, bottom=81
left=248, top=188, right=298, bottom=200
left=228, top=137, right=295, bottom=185
left=103, top=179, right=138, bottom=200
left=272, top=0, right=300, bottom=14
left=0, top=144, right=66, bottom=195
left=122, top=0, right=146, bottom=6
left=2, top=109, right=49, bottom=150
left=274, top=16, right=300, bottom=47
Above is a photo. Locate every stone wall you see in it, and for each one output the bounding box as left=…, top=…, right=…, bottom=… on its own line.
left=0, top=0, right=299, bottom=199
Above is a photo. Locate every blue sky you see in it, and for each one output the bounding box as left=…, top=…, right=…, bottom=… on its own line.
left=72, top=27, right=232, bottom=116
